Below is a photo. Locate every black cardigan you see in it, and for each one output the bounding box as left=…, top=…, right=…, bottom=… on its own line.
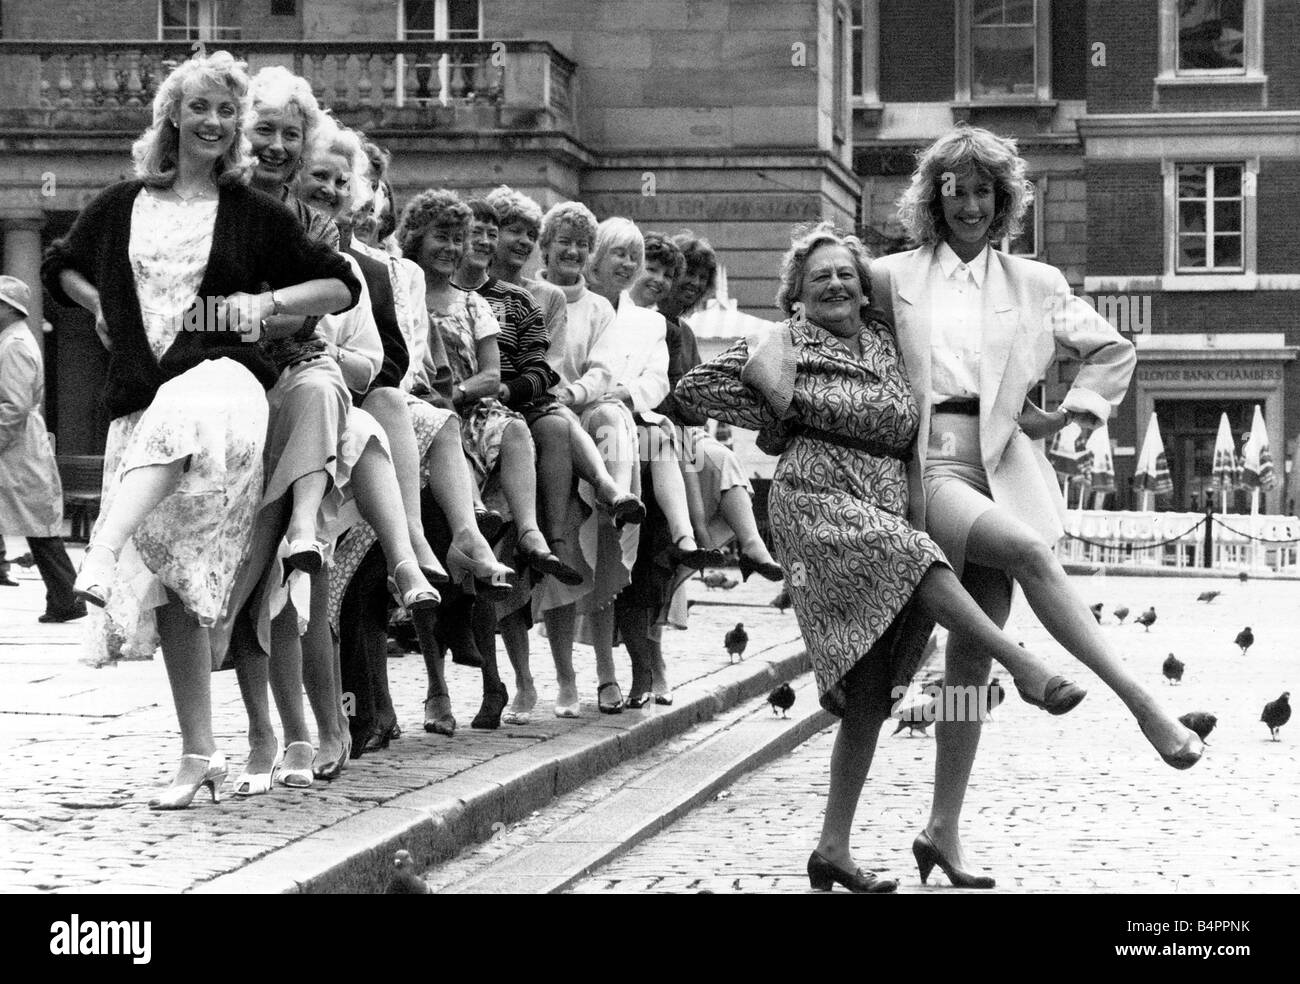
left=342, top=237, right=408, bottom=397
left=42, top=179, right=362, bottom=420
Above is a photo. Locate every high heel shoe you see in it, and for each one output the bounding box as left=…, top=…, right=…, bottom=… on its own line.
left=423, top=695, right=456, bottom=736
left=283, top=538, right=323, bottom=580
left=361, top=717, right=400, bottom=754
left=514, top=529, right=583, bottom=586
left=1015, top=675, right=1087, bottom=716
left=148, top=752, right=227, bottom=810
left=1139, top=718, right=1204, bottom=770
left=739, top=552, right=784, bottom=582
left=233, top=740, right=283, bottom=797
left=73, top=542, right=119, bottom=609
left=279, top=741, right=317, bottom=787
left=911, top=831, right=995, bottom=889
left=471, top=683, right=509, bottom=730
left=807, top=850, right=898, bottom=894
left=598, top=490, right=646, bottom=528
left=661, top=535, right=725, bottom=572
left=387, top=559, right=441, bottom=613
left=445, top=543, right=516, bottom=602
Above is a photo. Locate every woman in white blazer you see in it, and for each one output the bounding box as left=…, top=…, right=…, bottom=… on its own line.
left=869, top=125, right=1203, bottom=888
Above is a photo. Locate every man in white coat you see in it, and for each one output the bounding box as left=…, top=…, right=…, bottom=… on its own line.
left=0, top=275, right=84, bottom=622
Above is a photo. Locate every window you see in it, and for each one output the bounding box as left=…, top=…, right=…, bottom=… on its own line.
left=955, top=0, right=1050, bottom=103
left=1001, top=178, right=1042, bottom=258
left=972, top=0, right=1035, bottom=98
left=399, top=0, right=483, bottom=105
left=833, top=4, right=847, bottom=144
left=1178, top=0, right=1244, bottom=72
left=159, top=0, right=240, bottom=41
left=1157, top=0, right=1263, bottom=83
left=1175, top=164, right=1244, bottom=272
left=850, top=0, right=863, bottom=97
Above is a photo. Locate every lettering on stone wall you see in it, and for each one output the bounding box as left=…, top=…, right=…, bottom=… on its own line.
left=584, top=193, right=822, bottom=223
left=1136, top=366, right=1283, bottom=383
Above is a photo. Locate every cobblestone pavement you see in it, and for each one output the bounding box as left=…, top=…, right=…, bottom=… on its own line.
left=566, top=570, right=1300, bottom=893
left=0, top=537, right=798, bottom=893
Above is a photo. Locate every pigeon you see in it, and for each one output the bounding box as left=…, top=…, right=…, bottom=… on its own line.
left=1196, top=590, right=1220, bottom=603
left=983, top=678, right=1005, bottom=721
left=702, top=571, right=738, bottom=590
left=892, top=677, right=940, bottom=736
left=1090, top=602, right=1104, bottom=623
left=1235, top=627, right=1254, bottom=655
left=769, top=587, right=792, bottom=613
left=10, top=552, right=35, bottom=568
left=1238, top=570, right=1249, bottom=582
left=1162, top=653, right=1185, bottom=685
left=1113, top=605, right=1130, bottom=624
left=1261, top=692, right=1290, bottom=740
left=385, top=850, right=429, bottom=894
left=1179, top=711, right=1217, bottom=742
left=724, top=622, right=748, bottom=662
left=767, top=682, right=796, bottom=717
left=1135, top=607, right=1157, bottom=631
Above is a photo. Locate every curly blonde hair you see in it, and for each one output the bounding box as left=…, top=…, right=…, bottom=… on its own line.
left=586, top=217, right=645, bottom=294
left=774, top=222, right=874, bottom=318
left=132, top=50, right=253, bottom=188
left=395, top=188, right=472, bottom=261
left=485, top=184, right=544, bottom=232
left=246, top=65, right=323, bottom=153
left=539, top=200, right=598, bottom=251
left=301, top=114, right=373, bottom=216
left=895, top=123, right=1033, bottom=246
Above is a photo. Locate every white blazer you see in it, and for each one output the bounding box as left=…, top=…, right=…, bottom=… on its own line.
left=869, top=244, right=1136, bottom=544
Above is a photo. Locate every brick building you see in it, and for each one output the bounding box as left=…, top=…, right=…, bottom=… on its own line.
left=0, top=0, right=856, bottom=457
left=856, top=0, right=1300, bottom=513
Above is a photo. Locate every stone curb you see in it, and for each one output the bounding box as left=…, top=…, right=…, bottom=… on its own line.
left=446, top=675, right=831, bottom=894
left=193, top=640, right=810, bottom=894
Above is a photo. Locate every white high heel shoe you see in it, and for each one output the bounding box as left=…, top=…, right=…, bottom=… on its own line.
left=74, top=542, right=119, bottom=609
left=148, top=752, right=227, bottom=810
left=233, top=740, right=284, bottom=797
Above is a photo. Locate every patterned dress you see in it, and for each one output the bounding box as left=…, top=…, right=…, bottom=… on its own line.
left=675, top=316, right=947, bottom=714
left=428, top=288, right=524, bottom=487
left=86, top=190, right=268, bottom=666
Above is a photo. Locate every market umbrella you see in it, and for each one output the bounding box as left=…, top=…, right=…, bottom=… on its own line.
left=1211, top=412, right=1241, bottom=511
left=1240, top=404, right=1278, bottom=493
left=1133, top=412, right=1173, bottom=508
left=1046, top=421, right=1091, bottom=508
left=1085, top=423, right=1115, bottom=496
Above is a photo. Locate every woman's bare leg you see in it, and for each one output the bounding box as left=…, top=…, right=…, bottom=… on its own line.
left=423, top=418, right=500, bottom=566
left=499, top=609, right=537, bottom=715
left=363, top=388, right=442, bottom=574
left=963, top=508, right=1198, bottom=756
left=542, top=604, right=579, bottom=709
left=720, top=485, right=778, bottom=565
left=589, top=603, right=620, bottom=702
left=153, top=596, right=217, bottom=792
left=90, top=461, right=187, bottom=553
left=351, top=441, right=434, bottom=599
left=498, top=419, right=551, bottom=555
left=568, top=418, right=624, bottom=505
left=530, top=414, right=573, bottom=543
left=285, top=471, right=329, bottom=547
left=815, top=672, right=891, bottom=872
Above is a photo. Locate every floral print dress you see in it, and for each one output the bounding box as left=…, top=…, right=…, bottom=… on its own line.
left=675, top=316, right=948, bottom=714
left=84, top=190, right=269, bottom=666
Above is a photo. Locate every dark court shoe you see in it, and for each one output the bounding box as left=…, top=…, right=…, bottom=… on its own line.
left=471, top=683, right=509, bottom=730
left=623, top=691, right=654, bottom=709
left=38, top=604, right=88, bottom=623
left=807, top=850, right=897, bottom=894
left=739, top=553, right=784, bottom=582
left=911, top=831, right=995, bottom=889
left=1015, top=675, right=1087, bottom=716
left=475, top=508, right=505, bottom=545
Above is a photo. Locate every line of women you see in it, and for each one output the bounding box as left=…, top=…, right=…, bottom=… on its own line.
left=45, top=50, right=777, bottom=810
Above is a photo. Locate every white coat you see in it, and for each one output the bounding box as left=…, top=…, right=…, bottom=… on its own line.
left=0, top=319, right=63, bottom=536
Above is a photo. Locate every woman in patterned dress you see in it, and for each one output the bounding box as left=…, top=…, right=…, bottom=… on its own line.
left=675, top=223, right=1084, bottom=893
left=41, top=52, right=360, bottom=809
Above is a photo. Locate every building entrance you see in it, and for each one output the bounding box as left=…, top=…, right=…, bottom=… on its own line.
left=1155, top=398, right=1257, bottom=512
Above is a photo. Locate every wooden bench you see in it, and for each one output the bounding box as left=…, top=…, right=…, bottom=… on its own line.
left=56, top=454, right=104, bottom=543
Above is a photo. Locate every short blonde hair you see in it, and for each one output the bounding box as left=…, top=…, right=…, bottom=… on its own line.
left=774, top=222, right=874, bottom=318
left=895, top=123, right=1033, bottom=246
left=395, top=189, right=472, bottom=261
left=246, top=65, right=323, bottom=150
left=131, top=50, right=253, bottom=188
left=486, top=184, right=544, bottom=232
left=587, top=217, right=645, bottom=292
left=302, top=114, right=373, bottom=215
left=539, top=200, right=598, bottom=250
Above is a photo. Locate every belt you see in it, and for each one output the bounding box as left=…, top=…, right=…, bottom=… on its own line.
left=933, top=398, right=980, bottom=416
left=791, top=423, right=912, bottom=464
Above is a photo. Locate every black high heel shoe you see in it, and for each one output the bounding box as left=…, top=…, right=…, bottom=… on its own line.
left=911, top=831, right=995, bottom=889
left=661, top=535, right=725, bottom=571
left=739, top=552, right=784, bottom=582
left=514, top=528, right=583, bottom=586
left=806, top=850, right=897, bottom=894
left=471, top=683, right=509, bottom=730
left=597, top=491, right=646, bottom=528
left=475, top=508, right=505, bottom=544
left=1015, top=675, right=1087, bottom=716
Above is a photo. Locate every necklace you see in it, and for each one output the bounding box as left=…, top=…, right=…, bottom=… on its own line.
left=171, top=185, right=214, bottom=203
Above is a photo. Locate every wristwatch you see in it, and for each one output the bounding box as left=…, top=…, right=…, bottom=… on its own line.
left=455, top=383, right=468, bottom=403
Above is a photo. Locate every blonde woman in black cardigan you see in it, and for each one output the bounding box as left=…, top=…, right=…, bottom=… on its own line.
left=42, top=52, right=359, bottom=810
